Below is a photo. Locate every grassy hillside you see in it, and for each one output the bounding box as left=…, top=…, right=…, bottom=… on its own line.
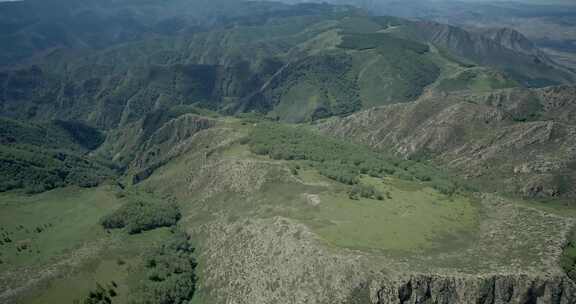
left=1, top=116, right=575, bottom=303
left=0, top=185, right=196, bottom=304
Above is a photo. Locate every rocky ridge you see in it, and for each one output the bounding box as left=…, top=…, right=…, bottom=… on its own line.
left=318, top=86, right=576, bottom=199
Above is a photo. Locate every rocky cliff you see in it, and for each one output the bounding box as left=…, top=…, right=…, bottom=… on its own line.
left=374, top=274, right=576, bottom=304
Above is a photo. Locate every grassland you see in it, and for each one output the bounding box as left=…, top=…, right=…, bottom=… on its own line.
left=163, top=120, right=481, bottom=255
left=20, top=228, right=173, bottom=304
left=0, top=186, right=122, bottom=270
left=0, top=183, right=196, bottom=304
left=304, top=176, right=478, bottom=253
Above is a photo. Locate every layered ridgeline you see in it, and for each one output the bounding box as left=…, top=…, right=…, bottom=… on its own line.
left=2, top=1, right=576, bottom=304
left=0, top=0, right=574, bottom=128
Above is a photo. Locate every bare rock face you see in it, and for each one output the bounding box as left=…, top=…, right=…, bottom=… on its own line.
left=375, top=274, right=576, bottom=304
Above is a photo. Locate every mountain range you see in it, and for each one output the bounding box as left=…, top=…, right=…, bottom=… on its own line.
left=2, top=0, right=576, bottom=304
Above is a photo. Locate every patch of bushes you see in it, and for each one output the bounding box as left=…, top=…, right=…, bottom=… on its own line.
left=76, top=282, right=118, bottom=304
left=0, top=117, right=102, bottom=152
left=561, top=241, right=576, bottom=281
left=100, top=199, right=180, bottom=234
left=339, top=33, right=430, bottom=54
left=131, top=231, right=197, bottom=304
left=0, top=145, right=116, bottom=194
left=53, top=120, right=105, bottom=150
left=248, top=123, right=460, bottom=194
left=348, top=184, right=383, bottom=200
left=553, top=174, right=572, bottom=196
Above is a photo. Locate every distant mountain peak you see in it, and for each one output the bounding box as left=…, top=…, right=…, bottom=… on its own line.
left=477, top=27, right=553, bottom=64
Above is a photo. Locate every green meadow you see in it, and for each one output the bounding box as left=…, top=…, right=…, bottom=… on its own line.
left=0, top=185, right=194, bottom=304
left=0, top=186, right=122, bottom=270
left=307, top=176, right=478, bottom=253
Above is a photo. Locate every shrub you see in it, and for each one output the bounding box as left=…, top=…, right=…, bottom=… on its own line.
left=348, top=184, right=382, bottom=200
left=431, top=179, right=457, bottom=196
left=100, top=199, right=181, bottom=234
left=132, top=231, right=197, bottom=304
left=82, top=283, right=111, bottom=304
left=561, top=241, right=576, bottom=281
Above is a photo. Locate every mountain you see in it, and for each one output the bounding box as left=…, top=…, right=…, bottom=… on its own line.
left=0, top=0, right=257, bottom=66
left=285, top=0, right=576, bottom=70
left=0, top=2, right=573, bottom=128
left=478, top=28, right=546, bottom=58
left=1, top=1, right=576, bottom=304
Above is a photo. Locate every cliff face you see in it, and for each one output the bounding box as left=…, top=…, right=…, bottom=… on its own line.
left=374, top=274, right=575, bottom=304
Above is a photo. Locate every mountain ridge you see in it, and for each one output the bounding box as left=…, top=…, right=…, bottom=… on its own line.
left=1, top=1, right=576, bottom=304
left=318, top=84, right=576, bottom=199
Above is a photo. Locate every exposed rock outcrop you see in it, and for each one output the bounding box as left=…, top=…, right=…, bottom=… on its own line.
left=374, top=274, right=576, bottom=304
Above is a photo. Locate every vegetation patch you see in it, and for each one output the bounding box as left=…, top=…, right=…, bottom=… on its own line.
left=247, top=123, right=462, bottom=194
left=100, top=196, right=181, bottom=234
left=128, top=231, right=197, bottom=304
left=265, top=53, right=362, bottom=122
left=77, top=231, right=197, bottom=304
left=339, top=33, right=430, bottom=54
left=0, top=118, right=116, bottom=193
left=436, top=69, right=518, bottom=92
left=0, top=144, right=116, bottom=193
left=53, top=120, right=105, bottom=150
left=340, top=34, right=440, bottom=103
left=561, top=234, right=576, bottom=281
